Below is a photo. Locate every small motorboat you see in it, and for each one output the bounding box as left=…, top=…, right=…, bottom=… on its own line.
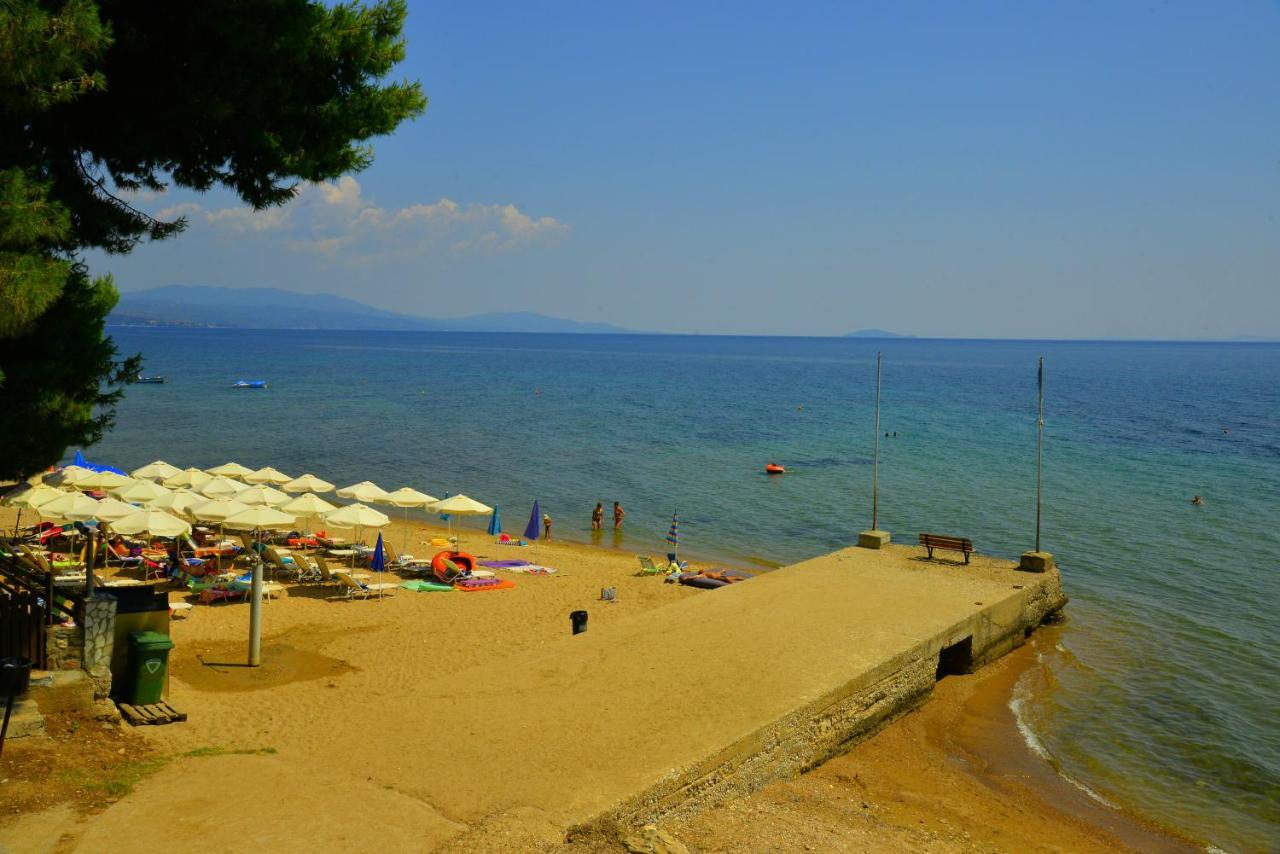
left=765, top=463, right=786, bottom=474
left=232, top=379, right=268, bottom=389
left=134, top=374, right=166, bottom=384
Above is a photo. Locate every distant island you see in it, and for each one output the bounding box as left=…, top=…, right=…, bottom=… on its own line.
left=108, top=285, right=636, bottom=334
left=843, top=329, right=915, bottom=339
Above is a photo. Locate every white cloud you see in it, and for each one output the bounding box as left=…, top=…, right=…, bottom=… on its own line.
left=155, top=177, right=569, bottom=260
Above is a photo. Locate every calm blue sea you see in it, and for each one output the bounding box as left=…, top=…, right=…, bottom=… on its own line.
left=88, top=329, right=1279, bottom=851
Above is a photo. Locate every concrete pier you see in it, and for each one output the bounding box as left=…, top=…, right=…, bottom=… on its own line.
left=365, top=543, right=1067, bottom=837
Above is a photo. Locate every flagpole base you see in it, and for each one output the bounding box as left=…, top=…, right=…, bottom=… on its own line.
left=857, top=530, right=891, bottom=549
left=1018, top=551, right=1054, bottom=573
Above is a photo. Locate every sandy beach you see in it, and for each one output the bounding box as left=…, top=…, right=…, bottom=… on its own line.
left=0, top=505, right=1193, bottom=852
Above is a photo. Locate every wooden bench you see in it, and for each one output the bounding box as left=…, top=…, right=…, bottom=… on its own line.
left=919, top=533, right=974, bottom=564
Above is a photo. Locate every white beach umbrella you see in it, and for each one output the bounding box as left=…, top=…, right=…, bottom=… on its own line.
left=336, top=481, right=391, bottom=504
left=75, top=470, right=135, bottom=492
left=235, top=485, right=291, bottom=507
left=164, top=468, right=213, bottom=490
left=223, top=506, right=296, bottom=531
left=37, top=491, right=106, bottom=523
left=190, top=498, right=251, bottom=523
left=131, top=460, right=182, bottom=482
left=325, top=502, right=390, bottom=567
left=199, top=476, right=245, bottom=499
left=44, top=465, right=91, bottom=487
left=384, top=487, right=439, bottom=552
left=113, top=479, right=172, bottom=504
left=207, top=462, right=256, bottom=480
left=282, top=473, right=335, bottom=494
left=2, top=483, right=65, bottom=510
left=110, top=509, right=192, bottom=538
left=85, top=497, right=141, bottom=523
left=281, top=492, right=337, bottom=536
left=427, top=494, right=491, bottom=550
left=151, top=488, right=204, bottom=516
left=244, top=466, right=292, bottom=485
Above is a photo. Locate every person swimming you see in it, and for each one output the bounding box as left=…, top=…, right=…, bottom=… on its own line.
left=1192, top=495, right=1205, bottom=506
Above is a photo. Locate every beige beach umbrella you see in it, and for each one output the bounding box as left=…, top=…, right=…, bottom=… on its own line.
left=207, top=462, right=255, bottom=480
left=324, top=502, right=390, bottom=567
left=44, top=465, right=91, bottom=487
left=164, top=468, right=213, bottom=490
left=384, top=487, right=439, bottom=552
left=190, top=498, right=251, bottom=523
left=282, top=473, right=335, bottom=494
left=427, top=494, right=492, bottom=551
left=113, top=479, right=172, bottom=504
left=235, top=485, right=291, bottom=507
left=131, top=460, right=182, bottom=482
left=37, top=491, right=106, bottom=523
left=84, top=497, right=141, bottom=523
left=199, top=476, right=245, bottom=499
left=336, top=481, right=391, bottom=504
left=2, top=483, right=65, bottom=510
left=222, top=504, right=298, bottom=667
left=151, top=489, right=204, bottom=516
left=110, top=509, right=192, bottom=538
left=245, top=466, right=292, bottom=485
left=281, top=492, right=337, bottom=536
left=75, top=470, right=134, bottom=492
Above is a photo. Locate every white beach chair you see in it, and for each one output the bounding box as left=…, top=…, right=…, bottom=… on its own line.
left=334, top=570, right=396, bottom=600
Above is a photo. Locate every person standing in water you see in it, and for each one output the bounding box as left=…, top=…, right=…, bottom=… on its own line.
left=591, top=502, right=604, bottom=530
left=542, top=512, right=553, bottom=539
left=613, top=501, right=626, bottom=529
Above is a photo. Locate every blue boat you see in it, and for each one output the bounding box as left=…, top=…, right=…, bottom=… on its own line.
left=232, top=379, right=268, bottom=389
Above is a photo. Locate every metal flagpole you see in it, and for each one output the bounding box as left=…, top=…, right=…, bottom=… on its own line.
left=872, top=351, right=882, bottom=531
left=1035, top=356, right=1044, bottom=553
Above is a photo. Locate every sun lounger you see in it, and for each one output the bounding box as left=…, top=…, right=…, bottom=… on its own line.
left=334, top=570, right=396, bottom=599
left=316, top=553, right=367, bottom=584
left=381, top=540, right=432, bottom=572
left=637, top=555, right=667, bottom=576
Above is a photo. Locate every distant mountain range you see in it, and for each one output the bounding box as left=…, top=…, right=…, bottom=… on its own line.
left=843, top=328, right=914, bottom=339
left=108, top=285, right=636, bottom=334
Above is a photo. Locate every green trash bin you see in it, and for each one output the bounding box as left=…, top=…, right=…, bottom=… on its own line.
left=127, top=631, right=174, bottom=705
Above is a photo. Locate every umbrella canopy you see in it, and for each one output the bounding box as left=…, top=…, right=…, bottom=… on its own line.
left=2, top=483, right=66, bottom=509
left=151, top=489, right=204, bottom=515
left=164, top=468, right=213, bottom=490
left=280, top=493, right=338, bottom=515
left=113, top=479, right=172, bottom=504
left=245, top=466, right=292, bottom=485
left=429, top=494, right=492, bottom=516
left=336, top=481, right=391, bottom=504
left=523, top=500, right=541, bottom=541
left=110, top=509, right=192, bottom=538
left=199, top=476, right=245, bottom=498
left=370, top=533, right=386, bottom=572
left=223, top=506, right=297, bottom=530
left=74, top=470, right=134, bottom=491
left=487, top=505, right=502, bottom=536
left=207, top=462, right=256, bottom=479
left=44, top=465, right=92, bottom=487
left=385, top=487, right=437, bottom=507
left=282, top=473, right=335, bottom=494
left=665, top=511, right=680, bottom=555
left=235, top=485, right=291, bottom=507
left=87, top=497, right=142, bottom=523
left=37, top=491, right=106, bottom=522
left=324, top=503, right=391, bottom=529
left=131, top=460, right=182, bottom=482
left=190, top=498, right=251, bottom=523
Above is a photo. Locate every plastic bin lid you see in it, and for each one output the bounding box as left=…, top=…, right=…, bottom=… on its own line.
left=129, top=630, right=174, bottom=650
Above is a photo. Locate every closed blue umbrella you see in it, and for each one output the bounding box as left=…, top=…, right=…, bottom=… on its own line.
left=487, top=505, right=502, bottom=536
left=371, top=532, right=386, bottom=572
left=523, top=500, right=540, bottom=541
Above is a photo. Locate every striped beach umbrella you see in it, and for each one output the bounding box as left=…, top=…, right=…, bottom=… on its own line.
left=665, top=511, right=679, bottom=557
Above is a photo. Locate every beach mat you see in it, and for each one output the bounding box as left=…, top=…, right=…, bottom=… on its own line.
left=401, top=580, right=454, bottom=592
left=478, top=560, right=532, bottom=568
left=454, top=578, right=516, bottom=592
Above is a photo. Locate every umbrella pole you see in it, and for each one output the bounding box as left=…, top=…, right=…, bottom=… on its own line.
left=248, top=526, right=263, bottom=666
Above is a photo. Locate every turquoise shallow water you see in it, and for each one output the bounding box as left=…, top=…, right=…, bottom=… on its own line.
left=87, top=329, right=1278, bottom=850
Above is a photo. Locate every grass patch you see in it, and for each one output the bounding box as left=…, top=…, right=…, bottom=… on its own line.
left=59, top=756, right=172, bottom=800
left=182, top=745, right=277, bottom=759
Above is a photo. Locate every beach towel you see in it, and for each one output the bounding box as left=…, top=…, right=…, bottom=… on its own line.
left=454, top=577, right=515, bottom=592
left=400, top=580, right=454, bottom=593
left=478, top=560, right=532, bottom=568
left=494, top=564, right=556, bottom=575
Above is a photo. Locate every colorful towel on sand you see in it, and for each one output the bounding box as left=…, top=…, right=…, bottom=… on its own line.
left=400, top=580, right=454, bottom=592
left=505, top=565, right=555, bottom=575
left=454, top=577, right=516, bottom=592
left=478, top=560, right=532, bottom=568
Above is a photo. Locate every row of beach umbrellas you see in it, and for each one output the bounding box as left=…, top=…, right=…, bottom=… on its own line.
left=5, top=459, right=495, bottom=552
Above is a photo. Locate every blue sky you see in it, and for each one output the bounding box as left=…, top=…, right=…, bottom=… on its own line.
left=96, top=1, right=1280, bottom=338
